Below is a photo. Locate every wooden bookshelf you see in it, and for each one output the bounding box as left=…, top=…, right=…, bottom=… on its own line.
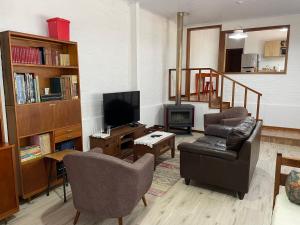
left=0, top=31, right=83, bottom=199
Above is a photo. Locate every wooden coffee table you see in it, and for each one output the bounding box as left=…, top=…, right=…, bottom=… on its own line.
left=133, top=132, right=175, bottom=169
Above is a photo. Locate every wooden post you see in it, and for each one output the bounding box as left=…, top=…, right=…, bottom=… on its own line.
left=220, top=75, right=224, bottom=112
left=168, top=69, right=172, bottom=100
left=209, top=70, right=213, bottom=108
left=198, top=69, right=201, bottom=100
left=232, top=82, right=235, bottom=107
left=244, top=88, right=248, bottom=108
left=256, top=95, right=261, bottom=120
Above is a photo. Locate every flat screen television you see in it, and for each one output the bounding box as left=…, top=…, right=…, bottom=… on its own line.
left=103, top=91, right=140, bottom=128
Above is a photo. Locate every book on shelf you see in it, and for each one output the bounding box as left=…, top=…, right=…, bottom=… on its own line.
left=61, top=75, right=79, bottom=100
left=12, top=46, right=70, bottom=67
left=20, top=145, right=42, bottom=163
left=50, top=75, right=78, bottom=100
left=40, top=93, right=62, bottom=102
left=14, top=73, right=41, bottom=104
left=59, top=54, right=70, bottom=66
left=30, top=133, right=51, bottom=155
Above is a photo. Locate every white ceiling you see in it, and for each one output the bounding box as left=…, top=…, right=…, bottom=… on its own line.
left=136, top=0, right=300, bottom=25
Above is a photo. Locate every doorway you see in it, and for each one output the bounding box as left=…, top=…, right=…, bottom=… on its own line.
left=225, top=48, right=243, bottom=72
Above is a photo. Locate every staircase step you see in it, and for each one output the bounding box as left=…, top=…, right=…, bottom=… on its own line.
left=210, top=101, right=231, bottom=109
left=261, top=126, right=300, bottom=146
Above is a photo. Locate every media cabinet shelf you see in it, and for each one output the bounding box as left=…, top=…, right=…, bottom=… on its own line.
left=0, top=30, right=83, bottom=200
left=89, top=124, right=146, bottom=158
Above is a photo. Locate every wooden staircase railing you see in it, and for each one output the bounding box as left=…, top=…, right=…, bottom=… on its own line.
left=168, top=68, right=263, bottom=120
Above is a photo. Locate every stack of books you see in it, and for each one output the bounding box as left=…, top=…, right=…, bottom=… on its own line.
left=20, top=145, right=42, bottom=163
left=14, top=73, right=40, bottom=104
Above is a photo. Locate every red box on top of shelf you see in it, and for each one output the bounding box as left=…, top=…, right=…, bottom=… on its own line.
left=47, top=17, right=70, bottom=41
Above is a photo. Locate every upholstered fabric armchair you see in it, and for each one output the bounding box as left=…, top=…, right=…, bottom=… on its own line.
left=63, top=149, right=154, bottom=225
left=204, top=107, right=248, bottom=129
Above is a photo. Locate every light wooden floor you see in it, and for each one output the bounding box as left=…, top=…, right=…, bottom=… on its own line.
left=3, top=133, right=300, bottom=225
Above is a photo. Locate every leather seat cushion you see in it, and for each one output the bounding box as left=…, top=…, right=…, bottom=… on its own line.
left=179, top=136, right=237, bottom=161
left=226, top=116, right=256, bottom=151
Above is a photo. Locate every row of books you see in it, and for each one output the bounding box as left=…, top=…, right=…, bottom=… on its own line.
left=14, top=73, right=41, bottom=104
left=14, top=73, right=79, bottom=104
left=12, top=46, right=71, bottom=66
left=50, top=75, right=79, bottom=100
left=20, top=133, right=51, bottom=163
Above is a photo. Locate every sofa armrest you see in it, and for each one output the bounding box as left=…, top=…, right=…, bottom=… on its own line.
left=178, top=142, right=237, bottom=161
left=133, top=153, right=154, bottom=197
left=204, top=112, right=224, bottom=129
left=221, top=117, right=246, bottom=127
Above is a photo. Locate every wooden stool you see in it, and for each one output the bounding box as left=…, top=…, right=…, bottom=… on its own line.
left=204, top=81, right=214, bottom=94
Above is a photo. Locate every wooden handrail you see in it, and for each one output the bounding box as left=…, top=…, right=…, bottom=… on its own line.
left=168, top=67, right=262, bottom=120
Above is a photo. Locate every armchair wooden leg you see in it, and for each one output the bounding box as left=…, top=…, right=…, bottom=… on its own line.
left=73, top=211, right=80, bottom=225
left=118, top=217, right=123, bottom=225
left=142, top=195, right=147, bottom=207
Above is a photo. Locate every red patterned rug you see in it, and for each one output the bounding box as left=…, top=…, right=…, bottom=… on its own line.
left=125, top=151, right=180, bottom=197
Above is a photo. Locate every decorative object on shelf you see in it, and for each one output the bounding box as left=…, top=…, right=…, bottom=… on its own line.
left=47, top=17, right=70, bottom=41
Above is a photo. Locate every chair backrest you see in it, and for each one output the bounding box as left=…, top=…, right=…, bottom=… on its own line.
left=223, top=107, right=248, bottom=119
left=64, top=152, right=140, bottom=217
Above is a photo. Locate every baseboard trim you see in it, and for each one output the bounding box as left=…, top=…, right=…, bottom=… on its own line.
left=262, top=125, right=300, bottom=132
left=151, top=125, right=204, bottom=134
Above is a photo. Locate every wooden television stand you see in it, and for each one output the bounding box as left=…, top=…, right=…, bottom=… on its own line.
left=89, top=124, right=146, bottom=158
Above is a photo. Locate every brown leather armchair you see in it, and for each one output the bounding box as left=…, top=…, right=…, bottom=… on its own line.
left=204, top=107, right=248, bottom=129
left=64, top=149, right=154, bottom=225
left=178, top=117, right=262, bottom=200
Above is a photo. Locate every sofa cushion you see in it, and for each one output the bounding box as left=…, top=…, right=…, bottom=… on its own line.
left=204, top=124, right=233, bottom=138
left=272, top=189, right=300, bottom=225
left=226, top=117, right=256, bottom=151
left=285, top=170, right=300, bottom=205
left=178, top=136, right=237, bottom=161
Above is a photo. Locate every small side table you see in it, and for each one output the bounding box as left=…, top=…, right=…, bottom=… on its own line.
left=45, top=149, right=80, bottom=202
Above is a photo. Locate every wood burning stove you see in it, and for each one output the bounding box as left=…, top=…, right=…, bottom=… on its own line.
left=164, top=104, right=195, bottom=133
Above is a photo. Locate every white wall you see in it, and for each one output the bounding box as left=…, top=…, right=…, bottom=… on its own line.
left=0, top=0, right=176, bottom=150
left=138, top=8, right=176, bottom=126
left=185, top=14, right=300, bottom=129
left=189, top=28, right=220, bottom=69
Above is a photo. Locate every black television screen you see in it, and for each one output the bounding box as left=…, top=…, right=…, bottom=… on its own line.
left=103, top=91, right=140, bottom=128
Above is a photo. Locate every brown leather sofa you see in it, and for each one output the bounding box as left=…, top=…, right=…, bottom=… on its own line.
left=178, top=117, right=262, bottom=200
left=204, top=107, right=248, bottom=129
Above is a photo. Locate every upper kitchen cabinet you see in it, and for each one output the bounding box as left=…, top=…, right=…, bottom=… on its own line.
left=264, top=40, right=287, bottom=57
left=221, top=25, right=290, bottom=74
